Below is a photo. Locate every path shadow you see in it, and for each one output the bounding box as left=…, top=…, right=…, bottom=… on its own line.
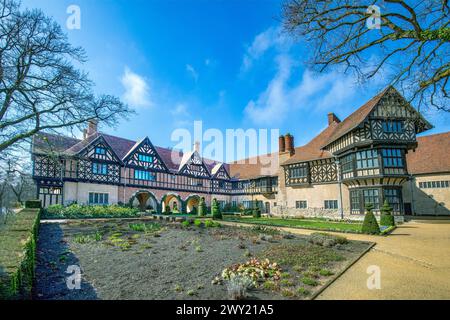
left=33, top=223, right=98, bottom=300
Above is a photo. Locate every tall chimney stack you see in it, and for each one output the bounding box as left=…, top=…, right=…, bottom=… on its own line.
left=327, top=113, right=341, bottom=126
left=86, top=119, right=98, bottom=137
left=193, top=141, right=200, bottom=153
left=284, top=133, right=295, bottom=156
left=279, top=135, right=286, bottom=153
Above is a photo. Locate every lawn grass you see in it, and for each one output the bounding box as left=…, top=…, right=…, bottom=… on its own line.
left=224, top=216, right=363, bottom=233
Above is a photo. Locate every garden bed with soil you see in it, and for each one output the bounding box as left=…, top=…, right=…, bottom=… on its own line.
left=34, top=219, right=372, bottom=300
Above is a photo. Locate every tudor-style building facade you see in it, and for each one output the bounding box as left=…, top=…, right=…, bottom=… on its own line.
left=32, top=86, right=450, bottom=218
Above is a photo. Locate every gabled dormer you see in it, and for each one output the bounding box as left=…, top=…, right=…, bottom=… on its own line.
left=122, top=137, right=168, bottom=172
left=211, top=163, right=230, bottom=180
left=178, top=143, right=211, bottom=178
left=76, top=135, right=122, bottom=164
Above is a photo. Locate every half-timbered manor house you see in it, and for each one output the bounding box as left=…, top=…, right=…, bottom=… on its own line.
left=32, top=86, right=450, bottom=218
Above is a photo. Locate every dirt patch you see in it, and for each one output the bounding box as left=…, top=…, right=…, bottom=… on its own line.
left=34, top=220, right=372, bottom=300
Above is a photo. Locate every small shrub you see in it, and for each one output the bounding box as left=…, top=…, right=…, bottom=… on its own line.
left=262, top=280, right=277, bottom=290
left=280, top=279, right=295, bottom=287
left=211, top=198, right=222, bottom=220
left=301, top=277, right=319, bottom=286
left=181, top=220, right=190, bottom=228
left=280, top=272, right=291, bottom=279
left=380, top=200, right=395, bottom=227
left=281, top=289, right=295, bottom=297
left=319, top=269, right=334, bottom=276
left=204, top=219, right=221, bottom=228
left=195, top=246, right=203, bottom=252
left=198, top=197, right=207, bottom=217
left=362, top=204, right=380, bottom=235
left=186, top=289, right=196, bottom=296
left=226, top=275, right=253, bottom=300
left=308, top=232, right=348, bottom=247
left=174, top=284, right=183, bottom=292
left=194, top=219, right=203, bottom=227
left=297, top=287, right=310, bottom=296
left=165, top=205, right=172, bottom=215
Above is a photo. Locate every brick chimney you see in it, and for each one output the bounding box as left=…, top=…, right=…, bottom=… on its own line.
left=86, top=119, right=98, bottom=137
left=279, top=135, right=286, bottom=153
left=327, top=113, right=341, bottom=126
left=284, top=134, right=295, bottom=156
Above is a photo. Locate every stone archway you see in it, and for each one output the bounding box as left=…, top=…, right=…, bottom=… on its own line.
left=129, top=190, right=159, bottom=213
left=185, top=195, right=201, bottom=214
left=161, top=193, right=184, bottom=214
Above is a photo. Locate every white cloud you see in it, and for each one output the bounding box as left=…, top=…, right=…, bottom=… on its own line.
left=121, top=67, right=151, bottom=108
left=241, top=26, right=291, bottom=72
left=186, top=64, right=199, bottom=82
left=171, top=103, right=190, bottom=117
left=244, top=55, right=360, bottom=125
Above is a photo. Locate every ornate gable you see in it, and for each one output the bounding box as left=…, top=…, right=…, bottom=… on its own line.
left=213, top=164, right=230, bottom=180
left=77, top=135, right=121, bottom=163
left=179, top=152, right=210, bottom=178
left=370, top=88, right=433, bottom=133
left=123, top=137, right=167, bottom=172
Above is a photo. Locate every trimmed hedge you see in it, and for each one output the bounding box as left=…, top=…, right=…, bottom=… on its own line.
left=25, top=200, right=42, bottom=209
left=43, top=204, right=140, bottom=219
left=0, top=208, right=41, bottom=299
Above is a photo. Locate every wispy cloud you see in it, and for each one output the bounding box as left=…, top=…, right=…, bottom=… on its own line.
left=186, top=64, right=199, bottom=82
left=241, top=26, right=291, bottom=73
left=244, top=55, right=360, bottom=125
left=121, top=67, right=151, bottom=108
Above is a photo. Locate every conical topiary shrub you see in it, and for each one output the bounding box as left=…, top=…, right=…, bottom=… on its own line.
left=198, top=197, right=207, bottom=216
left=380, top=200, right=395, bottom=227
left=253, top=200, right=261, bottom=218
left=211, top=198, right=222, bottom=220
left=165, top=205, right=171, bottom=215
left=361, top=203, right=380, bottom=234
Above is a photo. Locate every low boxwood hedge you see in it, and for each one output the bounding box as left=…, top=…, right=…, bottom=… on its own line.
left=0, top=208, right=41, bottom=299
left=43, top=204, right=140, bottom=219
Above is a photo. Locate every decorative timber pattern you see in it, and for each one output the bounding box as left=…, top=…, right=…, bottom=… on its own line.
left=213, top=165, right=230, bottom=180
left=310, top=159, right=337, bottom=183
left=285, top=163, right=309, bottom=186
left=33, top=155, right=62, bottom=178
left=124, top=138, right=167, bottom=171
left=180, top=152, right=210, bottom=178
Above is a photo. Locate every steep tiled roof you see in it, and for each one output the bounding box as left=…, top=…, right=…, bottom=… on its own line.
left=32, top=132, right=80, bottom=154
left=321, top=87, right=389, bottom=148
left=229, top=153, right=279, bottom=180
left=407, top=132, right=450, bottom=175
left=282, top=123, right=340, bottom=165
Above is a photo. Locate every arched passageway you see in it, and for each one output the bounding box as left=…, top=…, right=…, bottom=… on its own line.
left=129, top=190, right=159, bottom=212
left=161, top=193, right=183, bottom=214
left=185, top=195, right=200, bottom=214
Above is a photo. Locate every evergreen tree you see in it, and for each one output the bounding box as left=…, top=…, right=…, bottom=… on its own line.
left=361, top=203, right=380, bottom=234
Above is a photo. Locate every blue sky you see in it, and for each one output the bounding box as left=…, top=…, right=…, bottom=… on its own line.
left=22, top=0, right=450, bottom=160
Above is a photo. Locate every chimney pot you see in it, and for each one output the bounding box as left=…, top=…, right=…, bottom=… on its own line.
left=279, top=135, right=286, bottom=153
left=327, top=113, right=341, bottom=126
left=284, top=134, right=295, bottom=156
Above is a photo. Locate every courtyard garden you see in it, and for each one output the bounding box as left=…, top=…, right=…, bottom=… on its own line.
left=33, top=218, right=373, bottom=300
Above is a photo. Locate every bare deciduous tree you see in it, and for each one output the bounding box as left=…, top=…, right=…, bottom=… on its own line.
left=282, top=0, right=450, bottom=112
left=0, top=0, right=133, bottom=153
